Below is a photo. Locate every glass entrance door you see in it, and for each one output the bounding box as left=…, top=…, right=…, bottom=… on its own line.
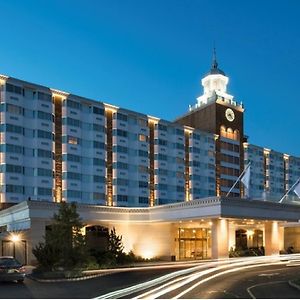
left=178, top=228, right=211, bottom=260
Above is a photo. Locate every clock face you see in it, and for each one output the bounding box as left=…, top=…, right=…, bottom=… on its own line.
left=225, top=108, right=235, bottom=122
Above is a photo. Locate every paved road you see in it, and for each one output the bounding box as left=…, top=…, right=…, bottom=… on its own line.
left=170, top=265, right=300, bottom=299
left=96, top=255, right=300, bottom=299
left=0, top=266, right=186, bottom=299
left=2, top=256, right=300, bottom=299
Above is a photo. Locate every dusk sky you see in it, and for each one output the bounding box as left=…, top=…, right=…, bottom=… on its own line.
left=0, top=0, right=299, bottom=156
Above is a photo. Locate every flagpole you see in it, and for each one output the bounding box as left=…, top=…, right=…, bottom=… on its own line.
left=279, top=177, right=300, bottom=203
left=226, top=162, right=251, bottom=197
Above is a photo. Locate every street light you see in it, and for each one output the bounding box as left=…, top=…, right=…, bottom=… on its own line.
left=9, top=233, right=20, bottom=258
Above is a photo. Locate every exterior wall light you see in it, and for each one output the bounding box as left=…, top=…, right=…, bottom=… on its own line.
left=246, top=230, right=254, bottom=237
left=9, top=233, right=21, bottom=258
left=10, top=233, right=20, bottom=243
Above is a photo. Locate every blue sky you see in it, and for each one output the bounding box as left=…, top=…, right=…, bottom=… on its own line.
left=0, top=0, right=299, bottom=156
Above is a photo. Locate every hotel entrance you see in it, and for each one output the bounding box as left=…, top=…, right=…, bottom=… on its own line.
left=178, top=228, right=211, bottom=260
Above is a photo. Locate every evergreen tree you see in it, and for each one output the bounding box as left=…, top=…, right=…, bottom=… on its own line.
left=108, top=227, right=124, bottom=257
left=33, top=202, right=88, bottom=271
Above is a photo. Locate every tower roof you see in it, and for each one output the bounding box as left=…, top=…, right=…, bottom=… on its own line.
left=206, top=47, right=226, bottom=76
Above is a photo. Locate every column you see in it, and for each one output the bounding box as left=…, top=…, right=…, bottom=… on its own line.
left=211, top=218, right=229, bottom=259
left=278, top=226, right=284, bottom=252
left=265, top=221, right=281, bottom=255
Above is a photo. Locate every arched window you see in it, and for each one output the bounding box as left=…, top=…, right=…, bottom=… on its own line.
left=220, top=125, right=226, bottom=138
left=227, top=128, right=234, bottom=139
left=234, top=129, right=240, bottom=140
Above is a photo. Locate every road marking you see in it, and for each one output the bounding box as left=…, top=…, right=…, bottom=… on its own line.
left=246, top=281, right=286, bottom=299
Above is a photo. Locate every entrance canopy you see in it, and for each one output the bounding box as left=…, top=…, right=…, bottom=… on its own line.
left=1, top=197, right=300, bottom=229
left=1, top=197, right=300, bottom=263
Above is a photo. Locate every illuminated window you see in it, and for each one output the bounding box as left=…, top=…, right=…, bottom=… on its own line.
left=227, top=128, right=233, bottom=139
left=68, top=136, right=78, bottom=145
left=139, top=134, right=147, bottom=142
left=234, top=129, right=240, bottom=140
left=220, top=125, right=226, bottom=138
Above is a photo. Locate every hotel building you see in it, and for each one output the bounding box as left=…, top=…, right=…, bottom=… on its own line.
left=0, top=55, right=300, bottom=265
left=0, top=73, right=216, bottom=207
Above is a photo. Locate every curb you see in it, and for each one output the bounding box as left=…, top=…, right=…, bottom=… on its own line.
left=288, top=280, right=300, bottom=291
left=27, top=271, right=117, bottom=283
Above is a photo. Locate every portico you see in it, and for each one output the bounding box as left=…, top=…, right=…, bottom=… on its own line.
left=0, top=197, right=300, bottom=265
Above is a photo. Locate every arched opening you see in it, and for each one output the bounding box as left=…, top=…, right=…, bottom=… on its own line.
left=220, top=125, right=226, bottom=138
left=234, top=129, right=240, bottom=140
left=227, top=128, right=234, bottom=139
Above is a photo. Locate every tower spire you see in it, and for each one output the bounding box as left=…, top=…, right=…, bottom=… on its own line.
left=212, top=46, right=218, bottom=69
left=206, top=46, right=225, bottom=76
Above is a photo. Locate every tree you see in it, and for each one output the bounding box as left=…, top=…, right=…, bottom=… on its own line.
left=33, top=202, right=88, bottom=271
left=108, top=227, right=124, bottom=258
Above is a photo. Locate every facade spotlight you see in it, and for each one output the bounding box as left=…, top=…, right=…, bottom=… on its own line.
left=10, top=234, right=20, bottom=243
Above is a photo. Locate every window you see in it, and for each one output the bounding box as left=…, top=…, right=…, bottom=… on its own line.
left=113, top=145, right=128, bottom=153
left=37, top=111, right=53, bottom=121
left=117, top=195, right=128, bottom=202
left=138, top=165, right=148, bottom=173
left=6, top=83, right=22, bottom=95
left=68, top=136, right=78, bottom=145
left=116, top=113, right=128, bottom=122
left=234, top=129, right=240, bottom=140
left=37, top=187, right=52, bottom=196
left=138, top=119, right=148, bottom=127
left=113, top=162, right=128, bottom=169
left=62, top=172, right=81, bottom=180
left=192, top=133, right=201, bottom=141
left=139, top=134, right=147, bottom=142
left=63, top=117, right=81, bottom=128
left=4, top=164, right=23, bottom=174
left=155, top=154, right=167, bottom=161
left=176, top=128, right=184, bottom=135
left=138, top=150, right=148, bottom=157
left=94, top=175, right=105, bottom=183
left=1, top=144, right=23, bottom=154
left=6, top=104, right=23, bottom=115
left=176, top=143, right=184, bottom=150
left=37, top=168, right=52, bottom=177
left=38, top=130, right=53, bottom=140
left=93, top=106, right=104, bottom=115
left=156, top=123, right=167, bottom=131
left=155, top=139, right=168, bottom=146
left=5, top=124, right=23, bottom=135
left=113, top=129, right=127, bottom=137
left=37, top=149, right=52, bottom=158
left=93, top=124, right=105, bottom=132
left=139, top=197, right=148, bottom=204
left=139, top=181, right=148, bottom=188
left=220, top=126, right=239, bottom=140
left=67, top=100, right=81, bottom=110
left=93, top=141, right=105, bottom=149
left=93, top=158, right=105, bottom=166
left=6, top=184, right=24, bottom=194
left=38, top=92, right=52, bottom=102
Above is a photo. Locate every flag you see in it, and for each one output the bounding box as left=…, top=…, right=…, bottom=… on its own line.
left=241, top=165, right=250, bottom=189
left=294, top=180, right=300, bottom=198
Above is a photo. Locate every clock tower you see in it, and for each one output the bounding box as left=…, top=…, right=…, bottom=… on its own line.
left=175, top=50, right=245, bottom=197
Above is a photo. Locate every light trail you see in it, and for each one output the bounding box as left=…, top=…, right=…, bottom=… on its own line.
left=143, top=259, right=283, bottom=299
left=94, top=254, right=300, bottom=299
left=172, top=262, right=284, bottom=299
